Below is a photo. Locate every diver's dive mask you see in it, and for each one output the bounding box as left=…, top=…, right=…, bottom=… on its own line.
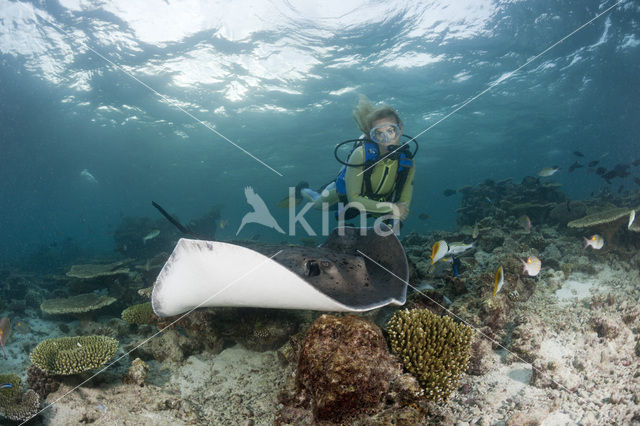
left=369, top=123, right=401, bottom=144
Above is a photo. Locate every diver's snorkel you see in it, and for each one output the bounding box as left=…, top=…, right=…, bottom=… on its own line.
left=334, top=135, right=419, bottom=167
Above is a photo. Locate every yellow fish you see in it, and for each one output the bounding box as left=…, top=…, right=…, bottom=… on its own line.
left=520, top=256, right=541, bottom=276
left=493, top=266, right=504, bottom=296
left=430, top=240, right=449, bottom=265
left=219, top=219, right=229, bottom=229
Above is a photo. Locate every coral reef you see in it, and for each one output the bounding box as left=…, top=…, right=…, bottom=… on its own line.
left=0, top=373, right=41, bottom=422
left=568, top=205, right=639, bottom=244
left=467, top=334, right=495, bottom=375
left=30, top=335, right=119, bottom=375
left=232, top=311, right=299, bottom=351
left=40, top=292, right=116, bottom=315
left=122, top=358, right=149, bottom=386
left=386, top=308, right=474, bottom=402
left=288, top=315, right=403, bottom=422
left=66, top=261, right=130, bottom=279
left=27, top=364, right=60, bottom=399
left=121, top=302, right=158, bottom=324
left=456, top=177, right=566, bottom=227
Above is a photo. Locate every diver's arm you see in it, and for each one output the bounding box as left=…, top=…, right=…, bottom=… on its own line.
left=396, top=164, right=416, bottom=209
left=345, top=148, right=394, bottom=214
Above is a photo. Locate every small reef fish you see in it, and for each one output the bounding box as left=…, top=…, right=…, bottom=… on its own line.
left=142, top=230, right=160, bottom=244
left=447, top=242, right=475, bottom=256
left=0, top=384, right=13, bottom=389
left=418, top=213, right=430, bottom=221
left=520, top=256, right=541, bottom=277
left=13, top=321, right=29, bottom=334
left=568, top=161, right=583, bottom=173
left=538, top=166, right=560, bottom=177
left=573, top=151, right=584, bottom=157
left=80, top=169, right=98, bottom=184
left=629, top=210, right=636, bottom=229
left=584, top=234, right=605, bottom=250
left=472, top=222, right=479, bottom=239
left=431, top=240, right=449, bottom=264
left=0, top=317, right=10, bottom=358
left=443, top=188, right=457, bottom=197
left=518, top=215, right=531, bottom=232
left=493, top=265, right=504, bottom=296
left=588, top=160, right=599, bottom=167
left=219, top=219, right=229, bottom=229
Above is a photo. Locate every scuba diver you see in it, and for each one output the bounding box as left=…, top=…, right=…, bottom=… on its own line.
left=296, top=95, right=417, bottom=223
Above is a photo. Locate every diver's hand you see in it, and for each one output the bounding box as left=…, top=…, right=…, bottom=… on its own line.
left=394, top=202, right=409, bottom=221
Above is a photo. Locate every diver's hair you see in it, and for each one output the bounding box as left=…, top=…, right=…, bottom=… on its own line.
left=352, top=95, right=402, bottom=136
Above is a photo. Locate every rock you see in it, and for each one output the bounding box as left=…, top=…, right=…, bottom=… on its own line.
left=386, top=374, right=424, bottom=406
left=590, top=313, right=623, bottom=339
left=123, top=358, right=149, bottom=386
left=580, top=411, right=598, bottom=425
left=508, top=313, right=545, bottom=363
left=467, top=336, right=494, bottom=375
left=506, top=406, right=549, bottom=425
left=293, top=315, right=402, bottom=422
left=549, top=201, right=586, bottom=225
left=131, top=329, right=190, bottom=362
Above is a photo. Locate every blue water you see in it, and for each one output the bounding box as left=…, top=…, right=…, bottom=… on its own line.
left=1, top=0, right=639, bottom=268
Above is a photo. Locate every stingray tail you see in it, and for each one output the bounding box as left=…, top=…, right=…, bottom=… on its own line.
left=151, top=201, right=204, bottom=240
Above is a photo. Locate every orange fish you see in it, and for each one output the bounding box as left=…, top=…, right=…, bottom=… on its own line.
left=0, top=317, right=10, bottom=358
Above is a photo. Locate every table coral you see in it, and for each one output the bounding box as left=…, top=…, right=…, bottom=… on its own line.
left=30, top=335, right=119, bottom=375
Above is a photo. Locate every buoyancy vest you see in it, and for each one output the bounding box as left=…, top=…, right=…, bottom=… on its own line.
left=335, top=140, right=413, bottom=204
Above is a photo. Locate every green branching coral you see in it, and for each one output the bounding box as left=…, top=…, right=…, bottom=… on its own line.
left=30, top=335, right=119, bottom=375
left=0, top=374, right=40, bottom=422
left=121, top=302, right=158, bottom=324
left=386, top=308, right=474, bottom=402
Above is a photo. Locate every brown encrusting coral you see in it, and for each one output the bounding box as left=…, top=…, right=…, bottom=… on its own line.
left=292, top=315, right=402, bottom=421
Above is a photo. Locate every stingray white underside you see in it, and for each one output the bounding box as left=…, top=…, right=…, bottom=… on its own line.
left=152, top=238, right=404, bottom=317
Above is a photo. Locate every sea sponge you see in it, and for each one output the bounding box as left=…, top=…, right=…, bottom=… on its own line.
left=0, top=373, right=41, bottom=422
left=121, top=302, right=158, bottom=324
left=30, top=335, right=119, bottom=375
left=386, top=308, right=474, bottom=402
